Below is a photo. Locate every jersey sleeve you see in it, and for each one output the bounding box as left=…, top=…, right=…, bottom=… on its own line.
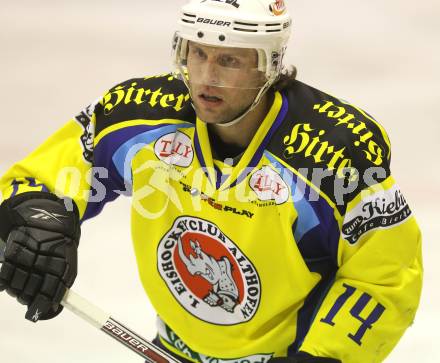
left=298, top=121, right=423, bottom=362
left=0, top=97, right=126, bottom=221
left=0, top=74, right=194, bottom=222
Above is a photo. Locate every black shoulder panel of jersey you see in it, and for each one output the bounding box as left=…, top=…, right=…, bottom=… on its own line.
left=94, top=73, right=196, bottom=137
left=268, top=80, right=392, bottom=211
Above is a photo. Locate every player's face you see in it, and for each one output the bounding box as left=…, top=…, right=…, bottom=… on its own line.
left=186, top=42, right=265, bottom=124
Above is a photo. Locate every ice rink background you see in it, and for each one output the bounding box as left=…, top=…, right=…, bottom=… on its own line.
left=0, top=0, right=439, bottom=362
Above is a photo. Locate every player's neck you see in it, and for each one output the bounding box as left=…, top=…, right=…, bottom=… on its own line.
left=209, top=92, right=273, bottom=148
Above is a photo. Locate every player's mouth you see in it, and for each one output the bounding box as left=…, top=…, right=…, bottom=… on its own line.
left=198, top=93, right=224, bottom=107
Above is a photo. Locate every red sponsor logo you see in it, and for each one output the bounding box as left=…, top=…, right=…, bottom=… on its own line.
left=158, top=217, right=261, bottom=324
left=154, top=131, right=193, bottom=167
left=249, top=166, right=289, bottom=205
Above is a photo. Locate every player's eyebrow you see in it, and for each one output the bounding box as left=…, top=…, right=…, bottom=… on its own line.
left=189, top=41, right=254, bottom=59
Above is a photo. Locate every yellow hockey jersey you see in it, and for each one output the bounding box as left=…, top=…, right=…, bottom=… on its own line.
left=0, top=74, right=422, bottom=363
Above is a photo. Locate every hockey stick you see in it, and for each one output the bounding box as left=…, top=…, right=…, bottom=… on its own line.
left=61, top=290, right=180, bottom=363
left=0, top=238, right=180, bottom=363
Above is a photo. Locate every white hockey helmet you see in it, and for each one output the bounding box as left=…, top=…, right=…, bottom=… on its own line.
left=172, top=0, right=292, bottom=88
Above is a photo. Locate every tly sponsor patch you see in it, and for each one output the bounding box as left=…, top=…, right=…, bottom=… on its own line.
left=342, top=184, right=412, bottom=244
left=249, top=166, right=289, bottom=205
left=154, top=131, right=194, bottom=167
left=158, top=216, right=261, bottom=325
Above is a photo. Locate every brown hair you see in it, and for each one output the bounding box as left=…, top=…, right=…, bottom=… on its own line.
left=271, top=65, right=298, bottom=92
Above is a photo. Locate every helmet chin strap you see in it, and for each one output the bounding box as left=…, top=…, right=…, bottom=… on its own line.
left=215, top=95, right=259, bottom=128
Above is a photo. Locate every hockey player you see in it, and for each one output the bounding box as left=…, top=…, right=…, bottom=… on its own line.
left=0, top=1, right=422, bottom=362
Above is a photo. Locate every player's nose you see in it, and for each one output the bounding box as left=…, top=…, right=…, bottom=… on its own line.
left=199, top=60, right=221, bottom=86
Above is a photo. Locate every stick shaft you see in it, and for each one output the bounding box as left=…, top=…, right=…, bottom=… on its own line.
left=62, top=290, right=180, bottom=363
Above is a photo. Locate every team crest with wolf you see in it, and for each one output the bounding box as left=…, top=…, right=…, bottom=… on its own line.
left=158, top=216, right=261, bottom=325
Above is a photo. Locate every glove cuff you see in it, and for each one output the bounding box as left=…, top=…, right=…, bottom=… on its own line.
left=0, top=202, right=20, bottom=241
left=0, top=192, right=80, bottom=243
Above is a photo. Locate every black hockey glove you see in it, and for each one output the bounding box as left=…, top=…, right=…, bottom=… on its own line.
left=269, top=352, right=341, bottom=363
left=0, top=192, right=80, bottom=322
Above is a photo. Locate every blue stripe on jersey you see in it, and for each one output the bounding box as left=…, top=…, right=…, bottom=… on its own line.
left=112, top=123, right=194, bottom=182
left=297, top=184, right=341, bottom=264
left=263, top=151, right=341, bottom=264
left=83, top=125, right=162, bottom=221
left=81, top=123, right=193, bottom=222
left=264, top=151, right=320, bottom=242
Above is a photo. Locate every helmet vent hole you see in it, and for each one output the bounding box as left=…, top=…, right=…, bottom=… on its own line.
left=181, top=12, right=196, bottom=24
left=233, top=27, right=258, bottom=33
left=197, top=31, right=204, bottom=38
left=234, top=21, right=258, bottom=27
left=219, top=35, right=226, bottom=41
